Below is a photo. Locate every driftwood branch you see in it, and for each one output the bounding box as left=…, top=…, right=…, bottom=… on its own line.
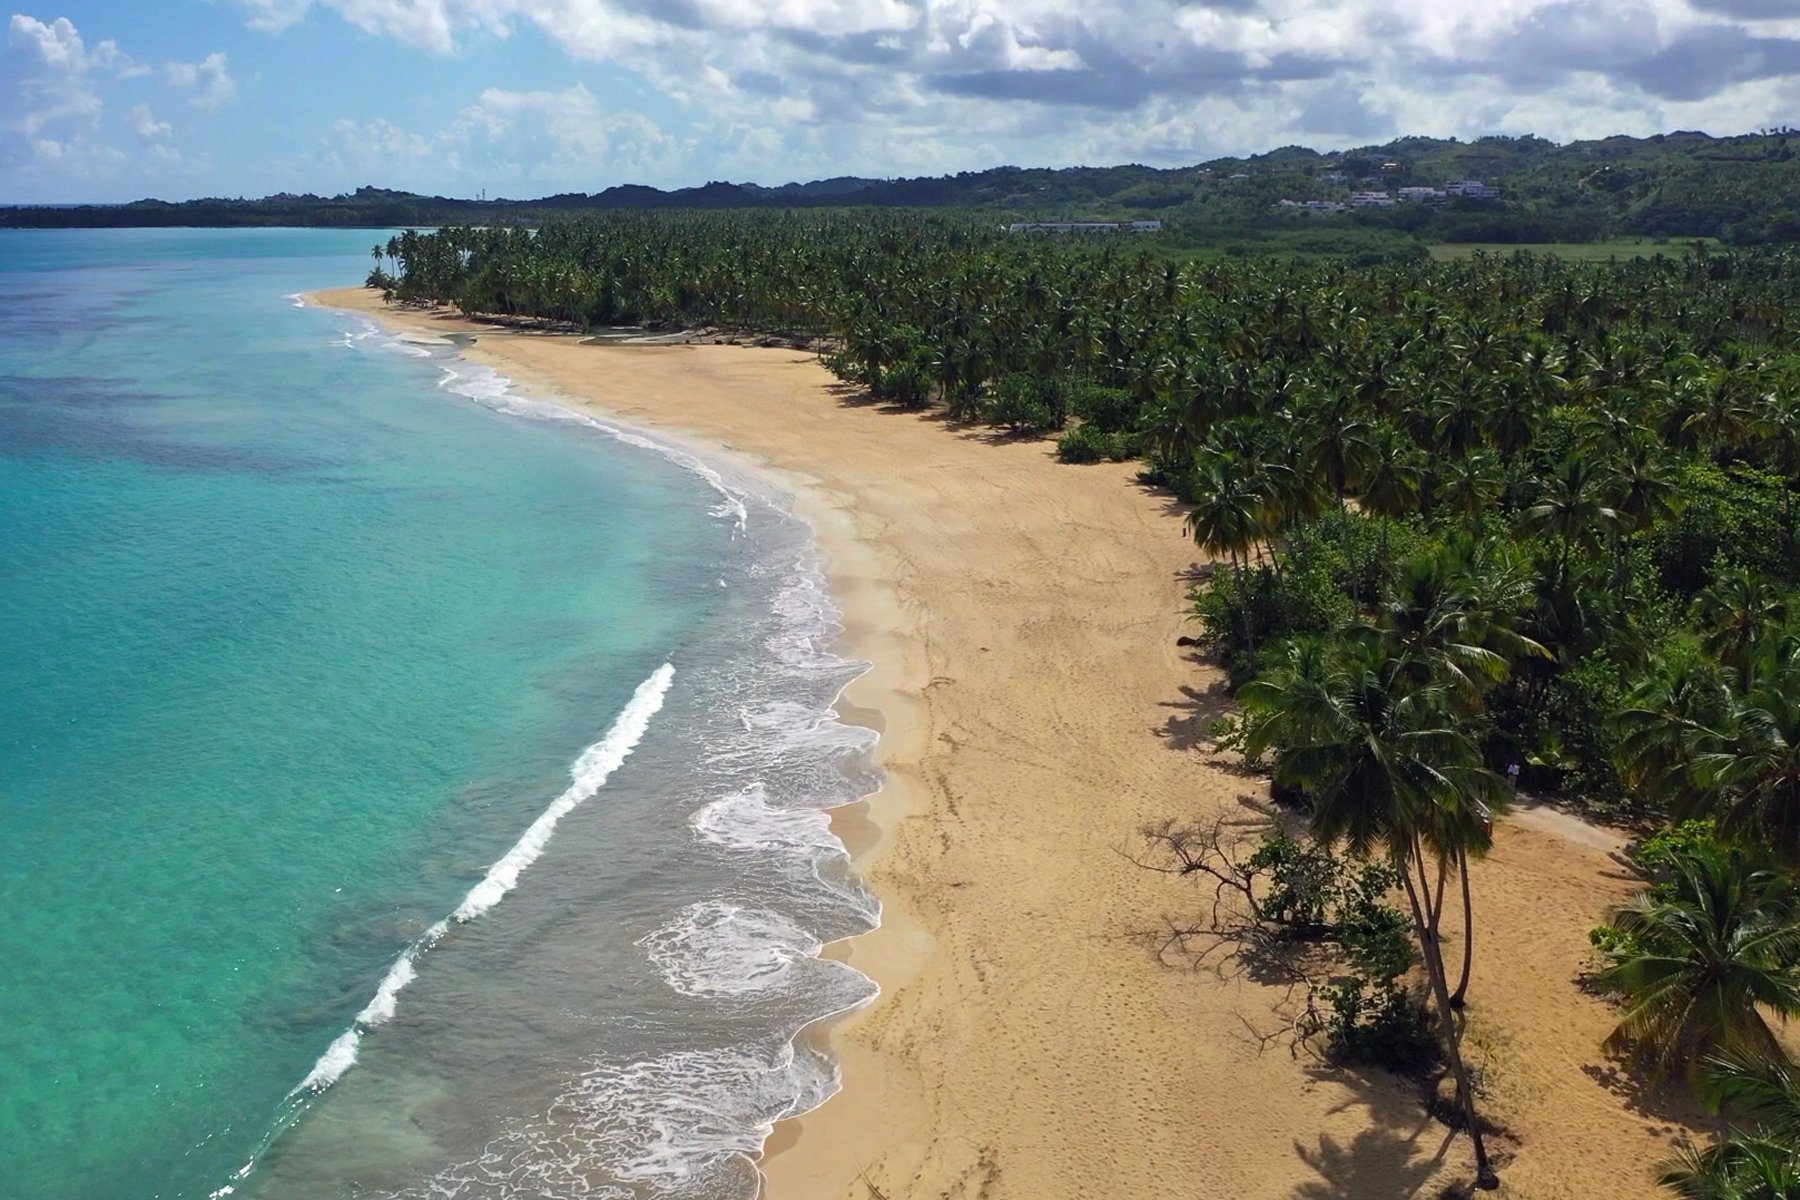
left=1126, top=806, right=1336, bottom=1060
left=1124, top=808, right=1278, bottom=927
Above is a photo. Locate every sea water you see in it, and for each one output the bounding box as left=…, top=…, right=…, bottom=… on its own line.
left=0, top=229, right=878, bottom=1199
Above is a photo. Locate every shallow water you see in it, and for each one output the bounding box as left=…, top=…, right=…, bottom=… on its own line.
left=0, top=230, right=877, bottom=1199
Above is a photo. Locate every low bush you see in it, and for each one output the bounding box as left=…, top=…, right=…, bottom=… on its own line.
left=986, top=373, right=1069, bottom=434
left=1056, top=423, right=1139, bottom=463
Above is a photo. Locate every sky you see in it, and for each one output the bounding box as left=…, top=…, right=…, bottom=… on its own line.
left=5, top=0, right=1800, bottom=203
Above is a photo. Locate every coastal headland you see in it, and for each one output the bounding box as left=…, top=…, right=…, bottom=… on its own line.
left=312, top=287, right=1693, bottom=1199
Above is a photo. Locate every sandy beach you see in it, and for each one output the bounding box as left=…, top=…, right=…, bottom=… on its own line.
left=312, top=288, right=1701, bottom=1200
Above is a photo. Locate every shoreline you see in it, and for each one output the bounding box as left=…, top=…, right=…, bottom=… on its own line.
left=309, top=288, right=1695, bottom=1200
left=311, top=290, right=938, bottom=1192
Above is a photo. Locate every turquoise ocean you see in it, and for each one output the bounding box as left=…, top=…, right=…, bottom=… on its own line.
left=0, top=229, right=878, bottom=1199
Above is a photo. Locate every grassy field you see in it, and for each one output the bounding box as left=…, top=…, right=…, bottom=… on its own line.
left=1428, top=238, right=1721, bottom=261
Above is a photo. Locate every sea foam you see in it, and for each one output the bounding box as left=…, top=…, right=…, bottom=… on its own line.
left=311, top=305, right=881, bottom=1200
left=638, top=901, right=821, bottom=998
left=454, top=663, right=674, bottom=922
left=691, top=783, right=841, bottom=854
left=291, top=664, right=674, bottom=1095
left=434, top=358, right=752, bottom=534
left=405, top=1038, right=841, bottom=1200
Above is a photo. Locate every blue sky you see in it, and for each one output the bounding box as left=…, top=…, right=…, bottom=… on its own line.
left=7, top=0, right=1800, bottom=203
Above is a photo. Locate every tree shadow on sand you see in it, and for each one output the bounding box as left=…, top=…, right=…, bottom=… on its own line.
left=1131, top=471, right=1194, bottom=524
left=1579, top=1056, right=1722, bottom=1136
left=1291, top=1069, right=1472, bottom=1200
left=825, top=382, right=1064, bottom=449
left=1155, top=676, right=1235, bottom=752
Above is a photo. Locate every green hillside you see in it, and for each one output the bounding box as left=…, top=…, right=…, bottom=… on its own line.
left=5, top=129, right=1798, bottom=250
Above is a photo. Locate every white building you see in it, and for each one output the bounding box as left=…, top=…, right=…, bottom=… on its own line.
left=1004, top=220, right=1162, bottom=234
left=1443, top=179, right=1502, bottom=199
left=1349, top=190, right=1395, bottom=207
left=1398, top=186, right=1445, bottom=203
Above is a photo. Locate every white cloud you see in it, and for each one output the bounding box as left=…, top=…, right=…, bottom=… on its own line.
left=315, top=85, right=683, bottom=192
left=236, top=0, right=317, bottom=31
left=11, top=13, right=95, bottom=71
left=5, top=14, right=108, bottom=167
left=319, top=116, right=433, bottom=175
left=446, top=84, right=681, bottom=184
left=231, top=0, right=1800, bottom=180
left=128, top=102, right=172, bottom=141
left=165, top=52, right=237, bottom=109
left=3, top=14, right=231, bottom=189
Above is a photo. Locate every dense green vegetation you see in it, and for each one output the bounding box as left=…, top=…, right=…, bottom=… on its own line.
left=8, top=130, right=1800, bottom=254
left=375, top=210, right=1800, bottom=1192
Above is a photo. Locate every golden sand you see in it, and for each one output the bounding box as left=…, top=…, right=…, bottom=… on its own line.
left=312, top=288, right=1698, bottom=1199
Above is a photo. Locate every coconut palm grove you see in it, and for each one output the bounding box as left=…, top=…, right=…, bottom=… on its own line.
left=368, top=213, right=1800, bottom=1193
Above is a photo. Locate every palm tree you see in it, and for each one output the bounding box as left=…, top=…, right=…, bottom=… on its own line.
left=1431, top=387, right=1488, bottom=458
left=1610, top=439, right=1682, bottom=533
left=1695, top=570, right=1788, bottom=684
left=1301, top=392, right=1373, bottom=509
left=1517, top=456, right=1627, bottom=575
left=1602, top=438, right=1681, bottom=585
left=1186, top=452, right=1266, bottom=657
left=1693, top=654, right=1800, bottom=859
left=1384, top=555, right=1510, bottom=709
left=1143, top=366, right=1220, bottom=469
left=1662, top=1134, right=1800, bottom=1200
left=1433, top=451, right=1502, bottom=528
left=1702, top=1051, right=1800, bottom=1145
left=1380, top=544, right=1547, bottom=1006
left=1751, top=391, right=1800, bottom=564
left=1242, top=638, right=1504, bottom=1189
left=1685, top=371, right=1758, bottom=457
left=1356, top=423, right=1425, bottom=580
left=1616, top=660, right=1734, bottom=814
left=1598, top=841, right=1800, bottom=1077
left=1489, top=339, right=1559, bottom=460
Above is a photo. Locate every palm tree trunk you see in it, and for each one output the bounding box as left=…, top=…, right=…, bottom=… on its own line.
left=1450, top=848, right=1475, bottom=1009
left=1402, top=845, right=1499, bottom=1190
left=1784, top=485, right=1796, bottom=568
left=1379, top=514, right=1391, bottom=594
left=1337, top=491, right=1357, bottom=602
left=1431, top=855, right=1448, bottom=937
left=1230, top=549, right=1257, bottom=661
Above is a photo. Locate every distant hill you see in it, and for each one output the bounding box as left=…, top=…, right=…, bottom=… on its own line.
left=5, top=130, right=1798, bottom=244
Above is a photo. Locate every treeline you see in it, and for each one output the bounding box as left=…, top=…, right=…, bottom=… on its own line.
left=0, top=188, right=489, bottom=229
left=378, top=212, right=1800, bottom=1193
left=11, top=130, right=1800, bottom=247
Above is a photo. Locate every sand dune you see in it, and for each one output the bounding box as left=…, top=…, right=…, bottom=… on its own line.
left=312, top=289, right=1698, bottom=1200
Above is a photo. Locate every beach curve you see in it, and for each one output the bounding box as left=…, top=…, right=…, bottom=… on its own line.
left=308, top=287, right=1689, bottom=1200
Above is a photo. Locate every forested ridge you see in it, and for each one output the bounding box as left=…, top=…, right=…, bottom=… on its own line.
left=377, top=211, right=1800, bottom=1194
left=8, top=128, right=1800, bottom=249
